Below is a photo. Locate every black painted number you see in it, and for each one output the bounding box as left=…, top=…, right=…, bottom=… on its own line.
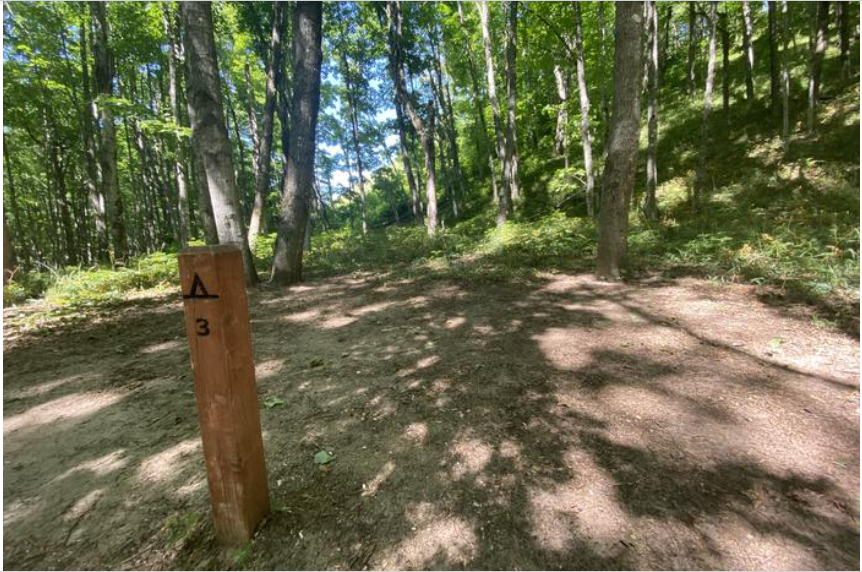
left=196, top=318, right=210, bottom=337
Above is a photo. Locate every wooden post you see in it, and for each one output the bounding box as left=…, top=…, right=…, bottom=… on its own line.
left=178, top=245, right=269, bottom=546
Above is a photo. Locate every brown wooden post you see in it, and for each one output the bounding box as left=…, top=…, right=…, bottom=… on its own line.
left=178, top=245, right=269, bottom=546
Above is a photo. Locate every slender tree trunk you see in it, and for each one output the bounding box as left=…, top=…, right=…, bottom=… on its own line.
left=244, top=63, right=262, bottom=181
left=780, top=1, right=791, bottom=152
left=836, top=1, right=851, bottom=78
left=553, top=65, right=569, bottom=167
left=741, top=0, right=756, bottom=101
left=3, top=137, right=27, bottom=264
left=388, top=0, right=437, bottom=234
left=456, top=0, right=498, bottom=201
left=573, top=2, right=595, bottom=218
left=720, top=7, right=730, bottom=132
left=271, top=2, right=323, bottom=284
left=644, top=0, right=660, bottom=221
left=687, top=1, right=697, bottom=95
left=504, top=0, right=520, bottom=202
left=807, top=1, right=830, bottom=133
left=90, top=1, right=127, bottom=261
left=596, top=1, right=645, bottom=281
left=181, top=1, right=257, bottom=285
left=478, top=0, right=511, bottom=226
left=164, top=4, right=190, bottom=247
left=394, top=97, right=422, bottom=221
left=248, top=3, right=285, bottom=248
left=694, top=2, right=718, bottom=210
left=80, top=6, right=108, bottom=262
left=341, top=64, right=368, bottom=235
left=768, top=1, right=780, bottom=113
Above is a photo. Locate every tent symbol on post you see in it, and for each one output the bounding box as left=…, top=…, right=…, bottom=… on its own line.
left=183, top=273, right=220, bottom=299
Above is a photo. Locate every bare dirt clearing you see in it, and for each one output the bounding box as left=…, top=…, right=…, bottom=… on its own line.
left=3, top=272, right=859, bottom=570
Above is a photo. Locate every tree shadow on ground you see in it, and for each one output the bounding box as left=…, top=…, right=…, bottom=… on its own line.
left=3, top=268, right=859, bottom=570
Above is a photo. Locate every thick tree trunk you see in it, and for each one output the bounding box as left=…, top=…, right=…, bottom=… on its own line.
left=807, top=2, right=829, bottom=133
left=181, top=1, right=258, bottom=285
left=573, top=2, right=595, bottom=218
left=741, top=0, right=756, bottom=101
left=687, top=1, right=697, bottom=95
left=694, top=2, right=718, bottom=210
left=248, top=3, right=285, bottom=248
left=90, top=1, right=127, bottom=261
left=768, top=1, right=780, bottom=113
left=478, top=0, right=511, bottom=226
left=553, top=65, right=569, bottom=167
left=596, top=1, right=645, bottom=281
left=504, top=1, right=520, bottom=203
left=644, top=0, right=660, bottom=221
left=271, top=2, right=323, bottom=285
left=387, top=0, right=438, bottom=234
left=164, top=4, right=190, bottom=247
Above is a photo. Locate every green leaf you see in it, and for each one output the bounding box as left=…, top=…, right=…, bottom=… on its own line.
left=310, top=358, right=325, bottom=368
left=767, top=337, right=785, bottom=348
left=314, top=451, right=334, bottom=465
left=264, top=397, right=285, bottom=409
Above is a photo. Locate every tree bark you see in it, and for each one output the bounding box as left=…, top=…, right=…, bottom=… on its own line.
left=164, top=4, right=190, bottom=247
left=394, top=97, right=422, bottom=221
left=596, top=1, right=645, bottom=281
left=90, top=1, right=127, bottom=261
left=720, top=7, right=730, bottom=132
left=248, top=3, right=285, bottom=248
left=456, top=0, right=499, bottom=201
left=504, top=0, right=520, bottom=202
left=478, top=0, right=511, bottom=226
left=836, top=1, right=851, bottom=78
left=644, top=0, right=660, bottom=221
left=271, top=2, right=323, bottom=285
left=768, top=1, right=780, bottom=113
left=694, top=2, right=718, bottom=209
left=341, top=60, right=368, bottom=235
left=687, top=1, right=697, bottom=95
left=181, top=1, right=258, bottom=285
left=741, top=0, right=756, bottom=101
left=573, top=2, right=595, bottom=218
left=387, top=0, right=438, bottom=234
left=80, top=6, right=108, bottom=262
left=4, top=215, right=16, bottom=284
left=780, top=1, right=791, bottom=152
left=553, top=65, right=569, bottom=167
left=807, top=1, right=829, bottom=133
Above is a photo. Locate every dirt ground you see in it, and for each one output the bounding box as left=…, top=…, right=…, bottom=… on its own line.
left=3, top=271, right=860, bottom=570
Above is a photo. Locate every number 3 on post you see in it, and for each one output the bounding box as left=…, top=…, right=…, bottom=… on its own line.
left=196, top=318, right=210, bottom=336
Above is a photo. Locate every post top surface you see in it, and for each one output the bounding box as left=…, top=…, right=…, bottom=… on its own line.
left=179, top=244, right=242, bottom=257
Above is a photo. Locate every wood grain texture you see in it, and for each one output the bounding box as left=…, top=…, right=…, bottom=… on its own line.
left=178, top=245, right=269, bottom=546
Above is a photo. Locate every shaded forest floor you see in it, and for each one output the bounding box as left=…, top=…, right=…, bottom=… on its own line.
left=4, top=267, right=859, bottom=570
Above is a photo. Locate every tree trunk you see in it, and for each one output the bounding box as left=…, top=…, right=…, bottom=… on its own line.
left=573, top=2, right=595, bottom=218
left=687, top=1, right=697, bottom=95
left=248, top=3, right=285, bottom=248
left=271, top=2, right=323, bottom=285
left=694, top=2, right=718, bottom=209
left=741, top=0, right=756, bottom=101
left=342, top=64, right=368, bottom=235
left=90, top=1, right=127, bottom=261
left=181, top=1, right=258, bottom=285
left=4, top=216, right=16, bottom=284
left=504, top=0, right=520, bottom=203
left=478, top=0, right=511, bottom=226
left=644, top=0, right=660, bottom=221
left=164, top=4, right=190, bottom=247
left=553, top=65, right=569, bottom=167
left=394, top=97, right=422, bottom=221
left=456, top=0, right=498, bottom=201
left=768, top=1, right=780, bottom=113
left=720, top=7, right=730, bottom=132
left=244, top=63, right=262, bottom=181
left=807, top=1, right=829, bottom=133
left=837, top=1, right=851, bottom=78
left=80, top=6, right=108, bottom=262
left=387, top=0, right=438, bottom=234
left=596, top=1, right=645, bottom=281
left=780, top=1, right=791, bottom=152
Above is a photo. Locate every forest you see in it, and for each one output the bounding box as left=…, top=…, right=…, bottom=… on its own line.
left=3, top=1, right=861, bottom=570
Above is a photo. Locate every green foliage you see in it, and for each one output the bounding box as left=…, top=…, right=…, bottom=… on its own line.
left=42, top=252, right=178, bottom=308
